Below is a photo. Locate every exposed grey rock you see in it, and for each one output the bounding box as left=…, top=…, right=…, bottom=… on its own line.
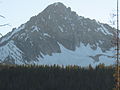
left=89, top=54, right=104, bottom=62
left=0, top=2, right=117, bottom=65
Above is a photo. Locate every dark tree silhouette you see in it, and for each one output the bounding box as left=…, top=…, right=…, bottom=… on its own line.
left=0, top=64, right=114, bottom=90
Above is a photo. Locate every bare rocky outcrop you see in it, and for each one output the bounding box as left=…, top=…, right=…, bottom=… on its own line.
left=0, top=2, right=117, bottom=64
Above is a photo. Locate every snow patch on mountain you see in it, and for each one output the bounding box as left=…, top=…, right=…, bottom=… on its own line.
left=58, top=26, right=64, bottom=32
left=25, top=34, right=29, bottom=41
left=33, top=43, right=114, bottom=67
left=97, top=25, right=113, bottom=35
left=0, top=40, right=24, bottom=64
left=101, top=25, right=113, bottom=35
left=31, top=26, right=40, bottom=32
left=1, top=24, right=25, bottom=43
left=99, top=40, right=104, bottom=44
left=43, top=33, right=51, bottom=37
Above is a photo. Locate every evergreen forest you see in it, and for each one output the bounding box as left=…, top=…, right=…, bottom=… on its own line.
left=0, top=64, right=114, bottom=90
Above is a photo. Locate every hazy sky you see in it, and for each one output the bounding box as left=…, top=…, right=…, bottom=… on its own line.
left=0, top=0, right=117, bottom=35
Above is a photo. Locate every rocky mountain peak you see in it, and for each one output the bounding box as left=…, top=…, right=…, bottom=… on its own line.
left=51, top=2, right=66, bottom=8
left=45, top=2, right=67, bottom=12
left=0, top=2, right=117, bottom=66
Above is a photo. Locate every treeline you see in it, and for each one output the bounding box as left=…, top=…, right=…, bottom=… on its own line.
left=0, top=64, right=114, bottom=90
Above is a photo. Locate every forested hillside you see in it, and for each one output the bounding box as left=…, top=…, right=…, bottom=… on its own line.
left=0, top=64, right=114, bottom=90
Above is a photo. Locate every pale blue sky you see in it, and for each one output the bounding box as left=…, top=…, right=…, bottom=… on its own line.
left=0, top=0, right=117, bottom=35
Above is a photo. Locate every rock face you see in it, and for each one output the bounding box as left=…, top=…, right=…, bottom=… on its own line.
left=0, top=2, right=117, bottom=66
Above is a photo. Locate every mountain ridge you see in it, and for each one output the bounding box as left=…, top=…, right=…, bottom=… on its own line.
left=0, top=2, right=116, bottom=66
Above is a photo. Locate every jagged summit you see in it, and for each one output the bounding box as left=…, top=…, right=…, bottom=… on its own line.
left=46, top=2, right=67, bottom=10
left=38, top=2, right=68, bottom=16
left=0, top=2, right=116, bottom=66
left=51, top=2, right=66, bottom=7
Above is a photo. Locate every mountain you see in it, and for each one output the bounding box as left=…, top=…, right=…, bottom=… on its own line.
left=0, top=2, right=117, bottom=66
